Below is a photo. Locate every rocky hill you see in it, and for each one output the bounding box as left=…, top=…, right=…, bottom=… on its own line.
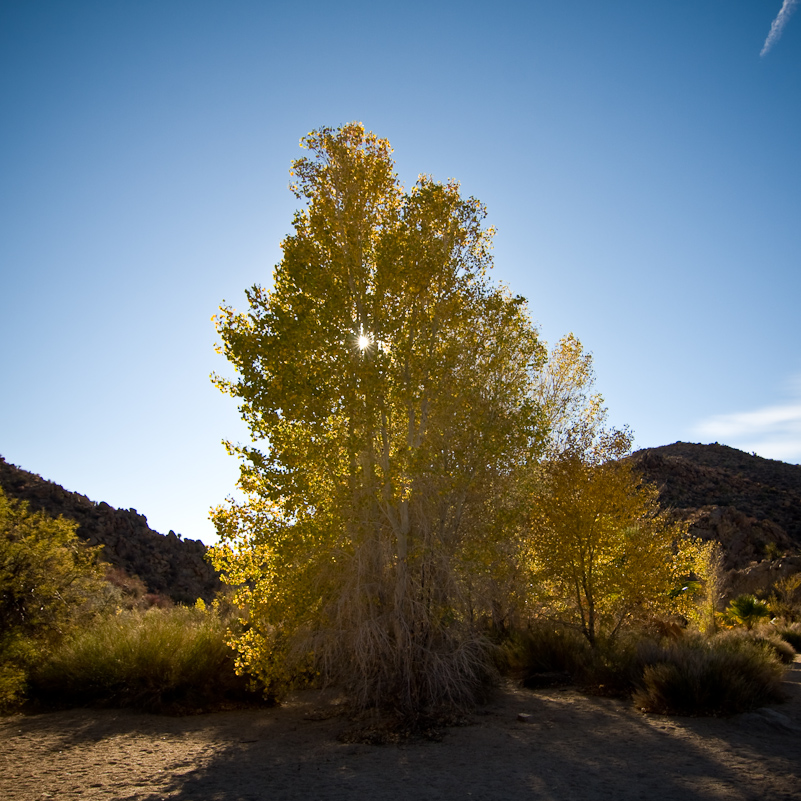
left=0, top=456, right=220, bottom=604
left=630, top=442, right=801, bottom=597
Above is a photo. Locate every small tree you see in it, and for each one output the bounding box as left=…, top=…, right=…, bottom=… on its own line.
left=768, top=572, right=801, bottom=622
left=690, top=540, right=726, bottom=635
left=210, top=124, right=545, bottom=715
left=525, top=453, right=692, bottom=646
left=524, top=337, right=693, bottom=646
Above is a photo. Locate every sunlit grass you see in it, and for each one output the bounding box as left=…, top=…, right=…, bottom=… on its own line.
left=29, top=605, right=265, bottom=713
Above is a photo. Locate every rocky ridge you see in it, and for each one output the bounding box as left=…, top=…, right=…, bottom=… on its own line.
left=0, top=456, right=220, bottom=604
left=630, top=442, right=801, bottom=597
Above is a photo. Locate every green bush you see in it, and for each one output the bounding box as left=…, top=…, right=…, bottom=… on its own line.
left=632, top=632, right=785, bottom=715
left=0, top=635, right=36, bottom=710
left=0, top=488, right=105, bottom=710
left=29, top=605, right=265, bottom=713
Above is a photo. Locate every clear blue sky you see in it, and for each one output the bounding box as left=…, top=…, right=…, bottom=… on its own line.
left=2, top=1, right=799, bottom=544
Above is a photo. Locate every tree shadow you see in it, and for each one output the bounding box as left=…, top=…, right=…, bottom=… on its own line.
left=121, top=674, right=801, bottom=801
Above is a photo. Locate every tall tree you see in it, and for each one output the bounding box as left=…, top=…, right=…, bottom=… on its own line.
left=210, top=124, right=545, bottom=714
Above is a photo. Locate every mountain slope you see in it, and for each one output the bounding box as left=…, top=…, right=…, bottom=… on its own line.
left=631, top=442, right=801, bottom=540
left=0, top=456, right=220, bottom=604
left=630, top=442, right=801, bottom=595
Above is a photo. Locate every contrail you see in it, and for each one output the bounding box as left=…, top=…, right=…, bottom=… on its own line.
left=761, top=0, right=799, bottom=57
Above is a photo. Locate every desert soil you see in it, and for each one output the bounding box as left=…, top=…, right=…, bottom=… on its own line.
left=2, top=662, right=800, bottom=801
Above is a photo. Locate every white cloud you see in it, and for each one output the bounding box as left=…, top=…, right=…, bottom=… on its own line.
left=761, top=0, right=799, bottom=57
left=693, top=389, right=801, bottom=463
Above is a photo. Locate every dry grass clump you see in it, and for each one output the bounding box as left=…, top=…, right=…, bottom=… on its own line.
left=306, top=587, right=497, bottom=722
left=632, top=632, right=785, bottom=716
left=322, top=625, right=494, bottom=720
left=29, top=605, right=263, bottom=713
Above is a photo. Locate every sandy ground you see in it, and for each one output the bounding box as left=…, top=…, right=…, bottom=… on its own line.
left=2, top=662, right=800, bottom=801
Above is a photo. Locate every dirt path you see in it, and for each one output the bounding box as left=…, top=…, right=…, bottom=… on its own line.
left=3, top=663, right=800, bottom=801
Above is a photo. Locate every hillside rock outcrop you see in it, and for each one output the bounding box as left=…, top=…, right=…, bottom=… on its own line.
left=675, top=505, right=795, bottom=570
left=630, top=442, right=801, bottom=599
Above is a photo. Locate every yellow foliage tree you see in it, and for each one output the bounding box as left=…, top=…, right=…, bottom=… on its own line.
left=525, top=337, right=694, bottom=645
left=526, top=455, right=693, bottom=645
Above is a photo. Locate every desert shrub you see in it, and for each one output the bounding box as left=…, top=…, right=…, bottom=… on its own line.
left=511, top=624, right=790, bottom=716
left=774, top=621, right=801, bottom=651
left=511, top=625, right=592, bottom=687
left=743, top=627, right=797, bottom=664
left=581, top=633, right=648, bottom=696
left=103, top=566, right=175, bottom=610
left=632, top=632, right=785, bottom=715
left=511, top=625, right=654, bottom=696
left=29, top=605, right=264, bottom=713
left=764, top=635, right=797, bottom=664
